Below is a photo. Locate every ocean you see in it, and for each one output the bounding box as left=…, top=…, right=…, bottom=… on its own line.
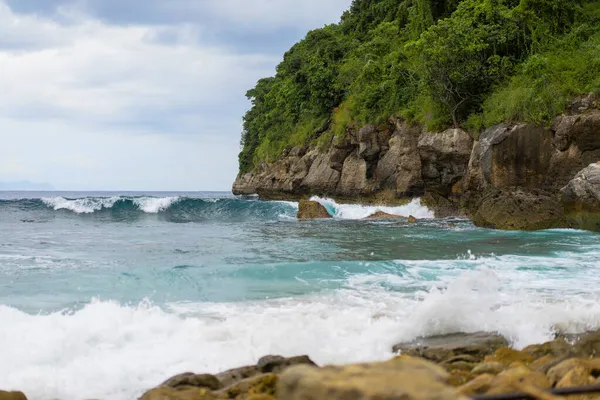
left=1, top=191, right=600, bottom=399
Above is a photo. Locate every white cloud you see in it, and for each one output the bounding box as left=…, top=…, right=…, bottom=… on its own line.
left=0, top=0, right=350, bottom=190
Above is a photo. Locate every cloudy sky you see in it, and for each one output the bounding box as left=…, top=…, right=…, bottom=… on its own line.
left=0, top=0, right=351, bottom=191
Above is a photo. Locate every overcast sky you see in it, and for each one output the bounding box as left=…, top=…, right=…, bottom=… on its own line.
left=0, top=0, right=351, bottom=191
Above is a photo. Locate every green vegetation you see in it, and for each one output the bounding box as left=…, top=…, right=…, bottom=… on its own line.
left=239, top=0, right=600, bottom=173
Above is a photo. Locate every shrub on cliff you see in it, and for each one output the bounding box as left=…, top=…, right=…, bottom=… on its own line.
left=239, top=0, right=600, bottom=173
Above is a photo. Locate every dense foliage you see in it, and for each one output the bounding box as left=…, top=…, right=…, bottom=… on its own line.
left=239, top=0, right=600, bottom=172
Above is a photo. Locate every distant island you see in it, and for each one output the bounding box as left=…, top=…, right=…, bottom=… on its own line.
left=0, top=181, right=54, bottom=191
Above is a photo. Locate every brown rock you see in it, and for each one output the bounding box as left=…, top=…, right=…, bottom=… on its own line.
left=556, top=365, right=595, bottom=388
left=393, top=332, right=508, bottom=363
left=278, top=356, right=467, bottom=400
left=471, top=188, right=566, bottom=230
left=336, top=152, right=370, bottom=196
left=523, top=338, right=572, bottom=359
left=296, top=200, right=331, bottom=220
left=486, top=366, right=551, bottom=395
left=573, top=330, right=600, bottom=358
left=301, top=152, right=341, bottom=193
left=408, top=215, right=418, bottom=223
left=161, top=373, right=222, bottom=391
left=529, top=355, right=558, bottom=372
left=485, top=348, right=534, bottom=366
left=458, top=373, right=495, bottom=396
left=0, top=392, right=27, bottom=400
left=257, top=355, right=317, bottom=374
left=421, top=192, right=459, bottom=218
left=471, top=362, right=505, bottom=376
left=365, top=211, right=406, bottom=220
left=139, top=386, right=214, bottom=400
left=216, top=374, right=278, bottom=399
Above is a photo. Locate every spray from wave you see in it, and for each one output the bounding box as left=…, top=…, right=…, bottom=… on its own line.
left=2, top=263, right=600, bottom=400
left=310, top=196, right=434, bottom=219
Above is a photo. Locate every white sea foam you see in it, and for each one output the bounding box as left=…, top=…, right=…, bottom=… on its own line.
left=3, top=255, right=600, bottom=400
left=41, top=196, right=180, bottom=214
left=42, top=196, right=122, bottom=214
left=133, top=197, right=180, bottom=213
left=310, top=196, right=435, bottom=219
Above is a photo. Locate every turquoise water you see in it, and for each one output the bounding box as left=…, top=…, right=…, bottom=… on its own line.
left=1, top=191, right=600, bottom=400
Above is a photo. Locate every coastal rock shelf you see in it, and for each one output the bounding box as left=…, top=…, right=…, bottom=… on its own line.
left=6, top=330, right=600, bottom=400
left=233, top=101, right=600, bottom=232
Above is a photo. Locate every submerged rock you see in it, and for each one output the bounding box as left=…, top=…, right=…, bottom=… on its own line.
left=471, top=188, right=566, bottom=230
left=296, top=200, right=331, bottom=220
left=278, top=356, right=466, bottom=400
left=561, top=162, right=600, bottom=231
left=393, top=332, right=508, bottom=362
left=365, top=211, right=406, bottom=220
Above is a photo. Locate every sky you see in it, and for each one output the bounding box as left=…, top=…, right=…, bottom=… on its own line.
left=0, top=0, right=351, bottom=191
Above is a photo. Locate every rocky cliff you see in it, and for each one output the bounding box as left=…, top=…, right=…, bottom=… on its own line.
left=233, top=95, right=600, bottom=231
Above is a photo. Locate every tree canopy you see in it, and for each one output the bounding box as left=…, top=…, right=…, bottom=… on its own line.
left=239, top=0, right=600, bottom=173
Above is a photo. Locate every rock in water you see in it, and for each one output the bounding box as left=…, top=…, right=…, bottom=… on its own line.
left=408, top=215, right=418, bottom=223
left=296, top=200, right=331, bottom=220
left=393, top=332, right=508, bottom=362
left=561, top=162, right=600, bottom=231
left=365, top=211, right=406, bottom=220
left=278, top=356, right=467, bottom=400
left=471, top=188, right=566, bottom=230
left=0, top=392, right=27, bottom=400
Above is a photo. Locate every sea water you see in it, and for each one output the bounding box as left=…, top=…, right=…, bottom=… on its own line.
left=1, top=191, right=600, bottom=400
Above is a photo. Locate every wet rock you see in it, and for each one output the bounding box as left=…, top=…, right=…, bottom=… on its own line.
left=486, top=366, right=551, bottom=395
left=257, top=355, right=317, bottom=374
left=561, top=162, right=600, bottom=231
left=365, top=211, right=406, bottom=220
left=215, top=373, right=278, bottom=399
left=547, top=358, right=600, bottom=386
left=484, top=348, right=534, bottom=367
left=573, top=329, right=600, bottom=358
left=471, top=362, right=505, bottom=376
left=296, top=200, right=331, bottom=220
left=421, top=192, right=459, bottom=218
left=408, top=215, right=418, bottom=223
left=556, top=365, right=595, bottom=388
left=471, top=188, right=566, bottom=230
left=139, top=386, right=215, bottom=400
left=0, top=392, right=27, bottom=400
left=523, top=338, right=572, bottom=359
left=393, top=332, right=508, bottom=363
left=161, top=373, right=222, bottom=391
left=458, top=373, right=495, bottom=396
left=278, top=356, right=467, bottom=400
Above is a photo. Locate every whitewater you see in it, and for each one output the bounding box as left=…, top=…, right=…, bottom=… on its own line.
left=1, top=191, right=600, bottom=400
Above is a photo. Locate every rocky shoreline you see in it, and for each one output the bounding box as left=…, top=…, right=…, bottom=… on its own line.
left=233, top=95, right=600, bottom=232
left=5, top=330, right=600, bottom=400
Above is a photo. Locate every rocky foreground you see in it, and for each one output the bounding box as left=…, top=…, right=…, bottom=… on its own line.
left=5, top=330, right=600, bottom=400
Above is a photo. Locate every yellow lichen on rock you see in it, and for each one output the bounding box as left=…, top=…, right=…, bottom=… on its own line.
left=0, top=392, right=27, bottom=400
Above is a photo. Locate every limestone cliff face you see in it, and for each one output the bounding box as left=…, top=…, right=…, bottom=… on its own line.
left=233, top=97, right=600, bottom=230
left=232, top=119, right=474, bottom=205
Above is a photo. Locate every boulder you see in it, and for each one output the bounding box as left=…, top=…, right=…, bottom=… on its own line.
left=139, top=386, right=214, bottom=400
left=393, top=332, right=508, bottom=362
left=418, top=129, right=473, bottom=195
left=421, top=192, right=459, bottom=218
left=465, top=124, right=554, bottom=192
left=300, top=152, right=340, bottom=194
left=365, top=211, right=406, bottom=220
left=336, top=152, right=370, bottom=196
left=486, top=366, right=551, bottom=395
left=471, top=188, right=567, bottom=230
left=0, top=392, right=27, bottom=400
left=278, top=356, right=467, bottom=400
left=376, top=122, right=424, bottom=196
left=217, top=355, right=317, bottom=388
left=408, top=216, right=418, bottom=224
left=215, top=373, right=278, bottom=399
left=161, top=373, right=222, bottom=390
left=296, top=200, right=331, bottom=220
left=560, top=162, right=600, bottom=231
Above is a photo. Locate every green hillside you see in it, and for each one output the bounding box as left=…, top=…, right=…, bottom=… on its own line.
left=238, top=0, right=600, bottom=173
